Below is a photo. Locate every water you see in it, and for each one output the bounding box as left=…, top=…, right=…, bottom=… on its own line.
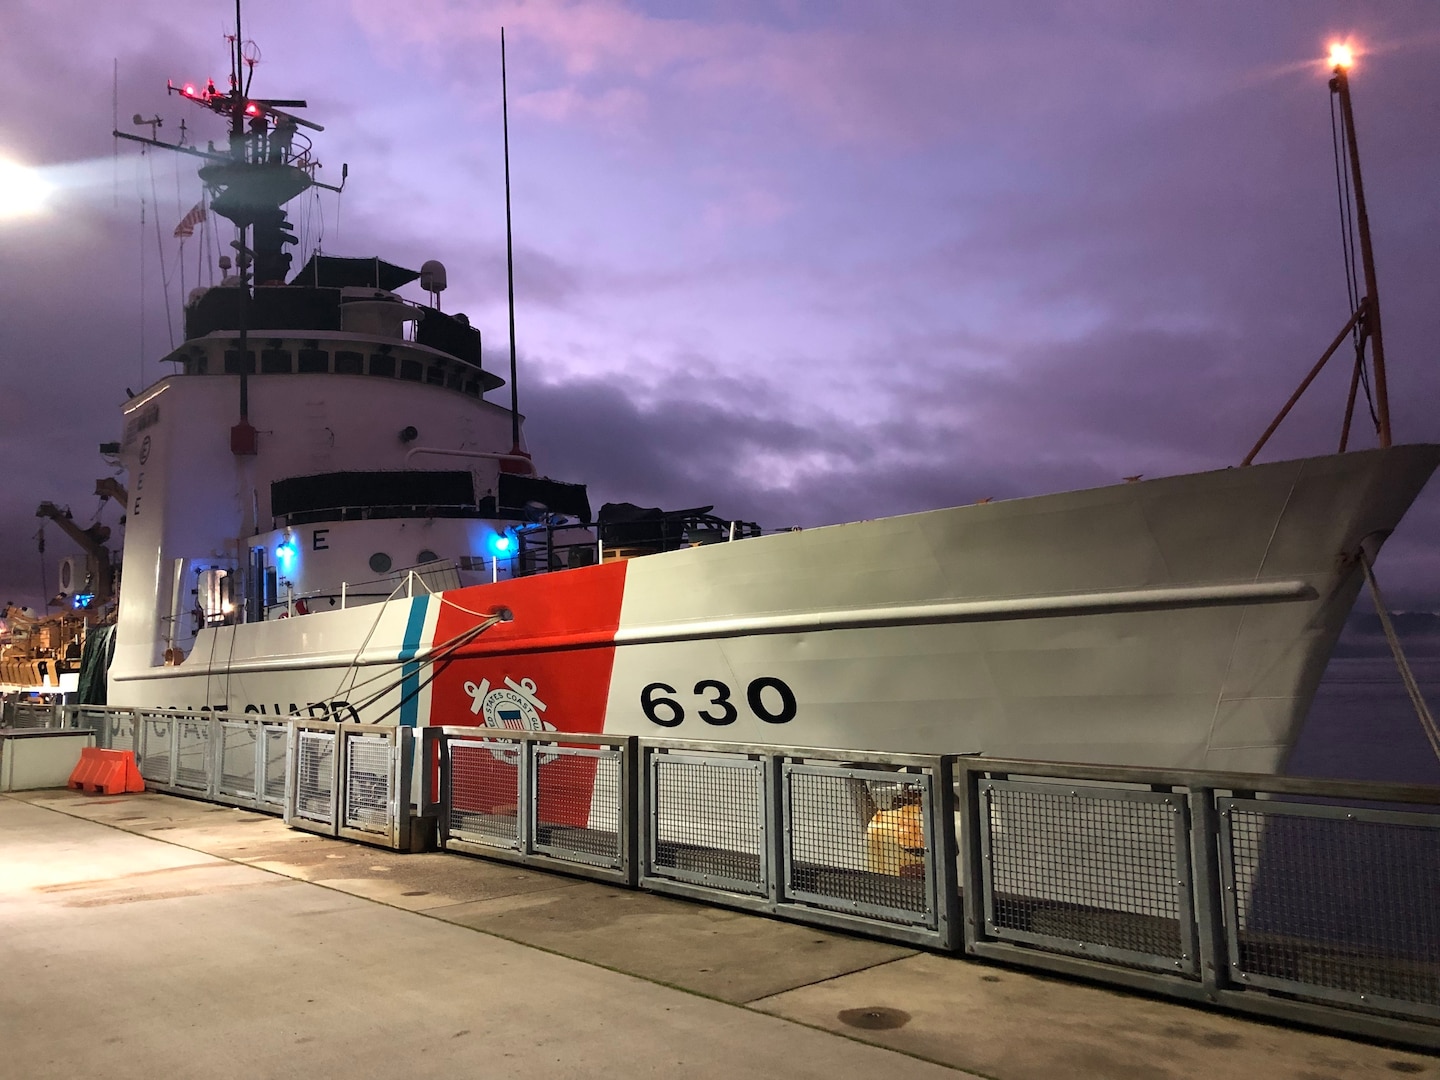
left=1286, top=656, right=1440, bottom=785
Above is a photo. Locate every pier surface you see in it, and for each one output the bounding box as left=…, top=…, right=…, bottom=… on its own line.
left=2, top=789, right=1434, bottom=1079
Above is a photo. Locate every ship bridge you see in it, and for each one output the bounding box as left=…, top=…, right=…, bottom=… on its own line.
left=164, top=254, right=503, bottom=400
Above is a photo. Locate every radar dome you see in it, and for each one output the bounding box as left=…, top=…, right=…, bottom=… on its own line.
left=420, top=260, right=447, bottom=293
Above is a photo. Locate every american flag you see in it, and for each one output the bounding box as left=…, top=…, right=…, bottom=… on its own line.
left=173, top=200, right=206, bottom=238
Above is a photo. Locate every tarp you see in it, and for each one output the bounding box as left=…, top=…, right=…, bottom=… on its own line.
left=291, top=254, right=420, bottom=291
left=76, top=624, right=116, bottom=706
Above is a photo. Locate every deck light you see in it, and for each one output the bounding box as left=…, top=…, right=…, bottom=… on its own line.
left=276, top=532, right=298, bottom=569
left=1329, top=43, right=1354, bottom=70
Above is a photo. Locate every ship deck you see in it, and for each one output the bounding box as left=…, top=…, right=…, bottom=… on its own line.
left=3, top=789, right=1433, bottom=1079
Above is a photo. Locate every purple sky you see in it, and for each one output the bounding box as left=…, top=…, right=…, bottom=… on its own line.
left=2, top=0, right=1438, bottom=613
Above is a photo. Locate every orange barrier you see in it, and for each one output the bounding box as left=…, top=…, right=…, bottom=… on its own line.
left=67, top=748, right=146, bottom=795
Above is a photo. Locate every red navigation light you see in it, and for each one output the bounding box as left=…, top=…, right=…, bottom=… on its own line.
left=183, top=83, right=197, bottom=97
left=245, top=102, right=260, bottom=116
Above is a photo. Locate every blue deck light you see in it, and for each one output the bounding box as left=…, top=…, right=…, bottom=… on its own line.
left=275, top=533, right=298, bottom=569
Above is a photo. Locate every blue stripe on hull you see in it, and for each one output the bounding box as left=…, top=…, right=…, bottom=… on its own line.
left=397, top=596, right=429, bottom=727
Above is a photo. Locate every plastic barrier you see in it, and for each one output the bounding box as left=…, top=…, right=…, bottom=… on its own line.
left=67, top=747, right=145, bottom=795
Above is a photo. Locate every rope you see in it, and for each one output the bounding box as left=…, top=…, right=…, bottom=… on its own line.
left=343, top=616, right=503, bottom=726
left=1360, top=549, right=1440, bottom=764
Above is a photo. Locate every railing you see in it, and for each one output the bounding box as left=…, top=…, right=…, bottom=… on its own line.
left=957, top=759, right=1440, bottom=1049
left=432, top=730, right=1439, bottom=1049
left=438, top=730, right=634, bottom=885
left=27, top=704, right=1440, bottom=1051
left=3, top=701, right=64, bottom=729
left=47, top=705, right=416, bottom=851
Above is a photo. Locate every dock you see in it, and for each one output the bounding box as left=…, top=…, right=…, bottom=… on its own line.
left=3, top=788, right=1434, bottom=1079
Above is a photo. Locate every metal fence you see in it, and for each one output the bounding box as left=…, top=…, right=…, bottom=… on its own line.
left=433, top=731, right=1439, bottom=1049
left=25, top=703, right=1440, bottom=1050
left=957, top=760, right=1440, bottom=1051
left=43, top=705, right=415, bottom=849
left=439, top=730, right=634, bottom=884
left=3, top=701, right=63, bottom=730
left=285, top=720, right=414, bottom=849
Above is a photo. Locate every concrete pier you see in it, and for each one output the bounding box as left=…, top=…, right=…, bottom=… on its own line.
left=2, top=789, right=1434, bottom=1079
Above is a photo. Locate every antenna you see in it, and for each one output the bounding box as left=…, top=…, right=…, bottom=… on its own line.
left=502, top=27, right=522, bottom=455
left=112, top=58, right=119, bottom=208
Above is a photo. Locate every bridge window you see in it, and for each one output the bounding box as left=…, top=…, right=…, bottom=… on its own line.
left=261, top=349, right=293, bottom=373
left=298, top=348, right=329, bottom=373
left=223, top=349, right=255, bottom=374
left=399, top=358, right=423, bottom=382
left=333, top=350, right=363, bottom=375
left=366, top=353, right=395, bottom=378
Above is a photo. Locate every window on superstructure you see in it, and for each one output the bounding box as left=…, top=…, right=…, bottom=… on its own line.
left=445, top=369, right=463, bottom=390
left=298, top=348, right=329, bottom=373
left=333, top=351, right=363, bottom=375
left=224, top=349, right=256, bottom=374
left=399, top=358, right=423, bottom=382
left=426, top=365, right=446, bottom=386
left=261, top=349, right=293, bottom=374
left=188, top=354, right=209, bottom=375
left=463, top=379, right=480, bottom=398
left=366, top=353, right=395, bottom=378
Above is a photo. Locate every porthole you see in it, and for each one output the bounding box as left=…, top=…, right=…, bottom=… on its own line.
left=418, top=549, right=438, bottom=564
left=369, top=552, right=392, bottom=574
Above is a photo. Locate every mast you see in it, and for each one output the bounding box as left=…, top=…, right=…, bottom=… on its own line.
left=113, top=2, right=343, bottom=456
left=502, top=27, right=522, bottom=453
left=1330, top=49, right=1390, bottom=448
left=1241, top=45, right=1395, bottom=465
left=230, top=0, right=255, bottom=454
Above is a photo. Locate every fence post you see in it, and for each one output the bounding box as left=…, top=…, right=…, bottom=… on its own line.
left=395, top=727, right=414, bottom=851
left=934, top=755, right=962, bottom=951
left=1188, top=787, right=1229, bottom=999
left=764, top=752, right=783, bottom=906
left=436, top=730, right=453, bottom=850
left=207, top=714, right=223, bottom=800
left=637, top=743, right=655, bottom=881
left=517, top=735, right=534, bottom=855
left=957, top=759, right=988, bottom=953
left=282, top=720, right=299, bottom=824
left=167, top=713, right=180, bottom=788
left=619, top=736, right=639, bottom=886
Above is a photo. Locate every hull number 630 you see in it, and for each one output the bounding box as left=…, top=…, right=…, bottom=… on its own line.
left=640, top=677, right=797, bottom=728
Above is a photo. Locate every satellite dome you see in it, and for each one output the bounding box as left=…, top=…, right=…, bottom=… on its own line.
left=419, top=260, right=447, bottom=293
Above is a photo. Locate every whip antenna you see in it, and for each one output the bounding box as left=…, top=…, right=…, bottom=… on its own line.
left=502, top=27, right=522, bottom=454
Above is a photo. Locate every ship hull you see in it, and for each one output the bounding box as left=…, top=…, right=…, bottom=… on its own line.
left=107, top=443, right=1440, bottom=773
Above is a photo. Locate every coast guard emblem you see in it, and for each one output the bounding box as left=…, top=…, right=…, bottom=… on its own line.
left=463, top=676, right=557, bottom=762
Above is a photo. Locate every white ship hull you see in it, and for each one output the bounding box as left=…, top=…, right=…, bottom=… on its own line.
left=107, top=442, right=1440, bottom=773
